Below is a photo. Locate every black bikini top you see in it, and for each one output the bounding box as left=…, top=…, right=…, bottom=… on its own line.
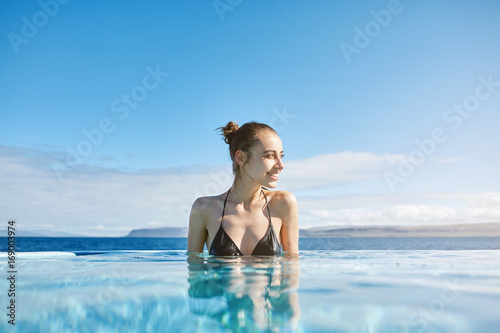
left=209, top=188, right=281, bottom=256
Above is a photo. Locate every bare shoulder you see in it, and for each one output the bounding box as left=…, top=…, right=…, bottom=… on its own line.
left=189, top=194, right=224, bottom=250
left=265, top=190, right=298, bottom=216
left=188, top=195, right=225, bottom=252
left=191, top=196, right=213, bottom=212
left=191, top=195, right=222, bottom=214
left=266, top=190, right=297, bottom=204
left=265, top=190, right=299, bottom=253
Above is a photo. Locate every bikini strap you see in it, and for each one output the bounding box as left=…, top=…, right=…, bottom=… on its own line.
left=261, top=188, right=272, bottom=225
left=221, top=189, right=231, bottom=221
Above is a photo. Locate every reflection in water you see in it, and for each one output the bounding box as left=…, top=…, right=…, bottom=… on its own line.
left=187, top=254, right=300, bottom=332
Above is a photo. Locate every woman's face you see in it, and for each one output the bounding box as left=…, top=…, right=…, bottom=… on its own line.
left=242, top=131, right=284, bottom=188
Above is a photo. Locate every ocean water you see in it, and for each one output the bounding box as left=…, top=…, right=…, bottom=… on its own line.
left=2, top=238, right=500, bottom=332
left=1, top=250, right=499, bottom=332
left=5, top=236, right=500, bottom=252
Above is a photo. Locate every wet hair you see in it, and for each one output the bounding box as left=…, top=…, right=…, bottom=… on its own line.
left=217, top=121, right=277, bottom=176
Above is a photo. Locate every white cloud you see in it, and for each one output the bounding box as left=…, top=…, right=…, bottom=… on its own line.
left=298, top=193, right=500, bottom=228
left=279, top=151, right=403, bottom=190
left=1, top=145, right=497, bottom=236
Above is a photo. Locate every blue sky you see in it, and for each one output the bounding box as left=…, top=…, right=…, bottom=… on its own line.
left=1, top=0, right=500, bottom=236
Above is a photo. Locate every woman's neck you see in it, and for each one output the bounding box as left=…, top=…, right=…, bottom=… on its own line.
left=229, top=177, right=264, bottom=207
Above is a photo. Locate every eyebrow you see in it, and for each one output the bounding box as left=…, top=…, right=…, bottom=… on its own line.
left=263, top=150, right=284, bottom=154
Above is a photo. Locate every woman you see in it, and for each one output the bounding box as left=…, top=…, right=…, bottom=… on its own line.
left=187, top=121, right=299, bottom=255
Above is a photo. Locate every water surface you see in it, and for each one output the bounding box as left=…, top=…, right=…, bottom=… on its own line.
left=1, top=250, right=499, bottom=332
left=7, top=236, right=500, bottom=252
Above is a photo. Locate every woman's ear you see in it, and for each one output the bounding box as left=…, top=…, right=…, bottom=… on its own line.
left=234, top=150, right=247, bottom=167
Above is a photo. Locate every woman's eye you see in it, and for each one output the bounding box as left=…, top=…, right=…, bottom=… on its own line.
left=264, top=153, right=283, bottom=159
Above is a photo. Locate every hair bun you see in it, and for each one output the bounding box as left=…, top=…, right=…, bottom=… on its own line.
left=219, top=121, right=239, bottom=144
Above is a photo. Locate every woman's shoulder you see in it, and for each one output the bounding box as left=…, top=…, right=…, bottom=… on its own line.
left=191, top=193, right=226, bottom=214
left=264, top=189, right=297, bottom=211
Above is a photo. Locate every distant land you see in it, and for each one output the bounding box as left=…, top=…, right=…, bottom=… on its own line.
left=299, top=223, right=500, bottom=238
left=126, top=227, right=189, bottom=238
left=124, top=223, right=500, bottom=238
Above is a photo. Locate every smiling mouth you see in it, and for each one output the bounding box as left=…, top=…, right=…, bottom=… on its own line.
left=267, top=172, right=279, bottom=180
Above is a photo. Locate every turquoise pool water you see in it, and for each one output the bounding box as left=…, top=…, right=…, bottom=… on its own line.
left=1, top=250, right=499, bottom=332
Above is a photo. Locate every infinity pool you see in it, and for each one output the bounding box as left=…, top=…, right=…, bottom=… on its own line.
left=1, top=250, right=499, bottom=332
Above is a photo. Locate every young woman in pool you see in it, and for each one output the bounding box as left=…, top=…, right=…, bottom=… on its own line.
left=187, top=121, right=299, bottom=256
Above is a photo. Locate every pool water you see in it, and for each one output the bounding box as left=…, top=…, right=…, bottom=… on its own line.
left=1, top=250, right=499, bottom=332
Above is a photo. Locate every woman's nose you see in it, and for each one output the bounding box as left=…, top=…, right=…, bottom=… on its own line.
left=276, top=157, right=285, bottom=170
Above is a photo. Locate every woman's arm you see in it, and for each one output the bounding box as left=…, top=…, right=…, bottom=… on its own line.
left=187, top=198, right=209, bottom=253
left=278, top=191, right=299, bottom=254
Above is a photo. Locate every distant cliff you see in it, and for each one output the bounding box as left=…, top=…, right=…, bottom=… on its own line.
left=126, top=227, right=188, bottom=238
left=299, top=223, right=500, bottom=238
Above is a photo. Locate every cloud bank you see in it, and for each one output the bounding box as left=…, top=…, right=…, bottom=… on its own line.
left=1, top=145, right=497, bottom=236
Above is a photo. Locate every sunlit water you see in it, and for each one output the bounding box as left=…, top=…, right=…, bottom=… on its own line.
left=1, top=250, right=499, bottom=332
left=7, top=237, right=500, bottom=252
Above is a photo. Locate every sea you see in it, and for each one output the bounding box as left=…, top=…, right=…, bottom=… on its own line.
left=3, top=236, right=500, bottom=252
left=2, top=237, right=500, bottom=332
